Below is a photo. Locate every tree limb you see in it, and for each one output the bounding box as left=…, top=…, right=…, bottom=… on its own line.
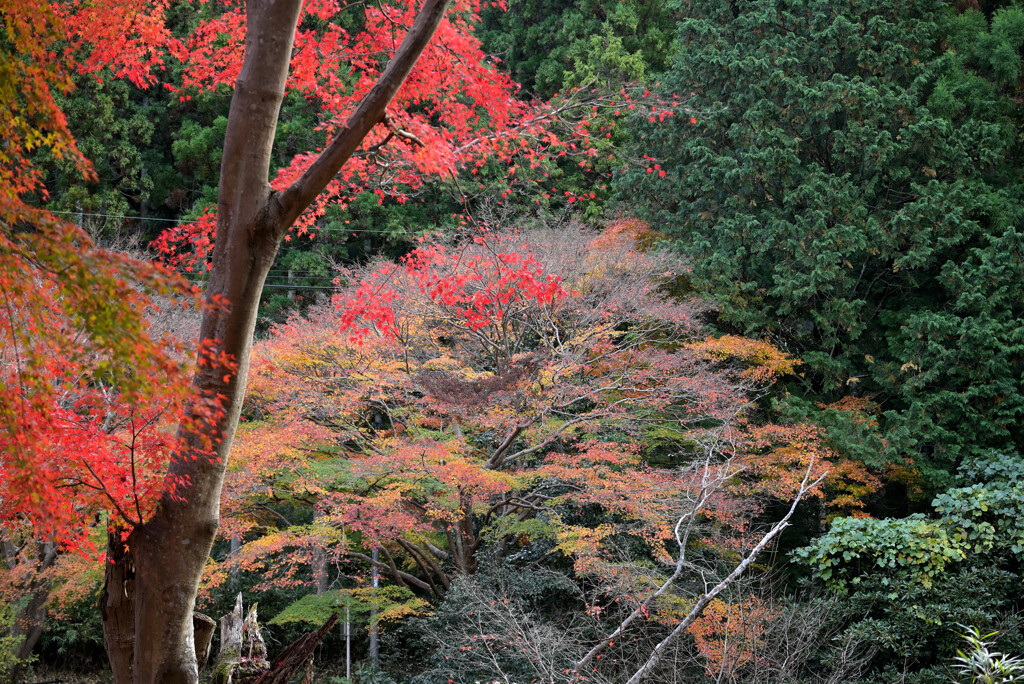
left=348, top=550, right=432, bottom=593
left=276, top=0, right=454, bottom=228
left=623, top=464, right=826, bottom=684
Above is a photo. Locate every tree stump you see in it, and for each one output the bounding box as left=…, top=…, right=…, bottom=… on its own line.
left=208, top=594, right=337, bottom=684
left=194, top=612, right=216, bottom=672
left=210, top=594, right=269, bottom=684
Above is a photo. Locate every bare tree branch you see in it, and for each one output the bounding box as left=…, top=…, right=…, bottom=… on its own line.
left=622, top=462, right=826, bottom=684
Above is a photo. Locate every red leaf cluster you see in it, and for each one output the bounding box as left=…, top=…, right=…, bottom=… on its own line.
left=211, top=225, right=877, bottom=605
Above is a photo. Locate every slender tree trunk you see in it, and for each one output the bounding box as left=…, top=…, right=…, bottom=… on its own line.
left=5, top=540, right=58, bottom=684
left=99, top=1, right=454, bottom=681
left=369, top=547, right=379, bottom=666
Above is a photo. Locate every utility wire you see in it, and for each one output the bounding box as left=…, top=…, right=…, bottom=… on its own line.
left=187, top=275, right=339, bottom=283
left=46, top=209, right=437, bottom=235
left=186, top=281, right=340, bottom=291
left=49, top=209, right=181, bottom=223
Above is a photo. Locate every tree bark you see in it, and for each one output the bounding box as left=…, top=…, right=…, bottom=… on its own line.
left=208, top=597, right=334, bottom=684
left=102, top=530, right=135, bottom=684
left=100, top=1, right=455, bottom=681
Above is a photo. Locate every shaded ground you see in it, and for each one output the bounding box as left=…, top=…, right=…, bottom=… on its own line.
left=23, top=666, right=112, bottom=684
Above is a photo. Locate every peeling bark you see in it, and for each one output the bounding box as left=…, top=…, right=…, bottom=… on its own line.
left=211, top=596, right=269, bottom=684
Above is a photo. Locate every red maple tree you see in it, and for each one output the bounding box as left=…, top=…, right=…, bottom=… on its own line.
left=212, top=224, right=875, bottom=638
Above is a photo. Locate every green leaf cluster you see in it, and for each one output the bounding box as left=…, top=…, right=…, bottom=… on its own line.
left=794, top=453, right=1024, bottom=680
left=934, top=454, right=1024, bottom=561
left=0, top=601, right=29, bottom=682
left=795, top=454, right=1024, bottom=592
left=622, top=0, right=1024, bottom=479
left=793, top=515, right=967, bottom=593
left=269, top=586, right=426, bottom=628
left=480, top=0, right=675, bottom=98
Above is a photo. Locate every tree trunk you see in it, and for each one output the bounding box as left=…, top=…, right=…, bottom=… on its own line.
left=6, top=540, right=58, bottom=684
left=99, top=0, right=455, bottom=681
left=210, top=595, right=243, bottom=684
left=8, top=590, right=46, bottom=684
left=102, top=530, right=136, bottom=683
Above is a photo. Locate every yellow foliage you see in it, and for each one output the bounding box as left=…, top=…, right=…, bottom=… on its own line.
left=687, top=335, right=799, bottom=383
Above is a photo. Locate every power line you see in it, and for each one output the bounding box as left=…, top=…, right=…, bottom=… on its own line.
left=46, top=209, right=445, bottom=235
left=187, top=275, right=339, bottom=284
left=186, top=281, right=339, bottom=291
left=259, top=284, right=340, bottom=291
left=48, top=209, right=181, bottom=223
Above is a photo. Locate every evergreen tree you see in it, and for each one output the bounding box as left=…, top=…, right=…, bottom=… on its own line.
left=480, top=0, right=676, bottom=98
left=625, top=0, right=1024, bottom=481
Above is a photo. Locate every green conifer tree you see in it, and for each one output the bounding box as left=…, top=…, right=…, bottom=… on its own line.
left=625, top=0, right=1024, bottom=481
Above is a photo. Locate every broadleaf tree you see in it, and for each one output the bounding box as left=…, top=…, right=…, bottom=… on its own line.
left=1, top=2, right=206, bottom=676
left=2, top=0, right=591, bottom=681
left=209, top=224, right=876, bottom=682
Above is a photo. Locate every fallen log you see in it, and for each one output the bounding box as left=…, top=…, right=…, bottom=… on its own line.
left=251, top=612, right=340, bottom=684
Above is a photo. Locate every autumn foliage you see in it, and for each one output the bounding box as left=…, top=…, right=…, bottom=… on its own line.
left=209, top=223, right=876, bottom=638
left=0, top=0, right=216, bottom=550
left=142, top=0, right=688, bottom=271
left=1, top=0, right=688, bottom=549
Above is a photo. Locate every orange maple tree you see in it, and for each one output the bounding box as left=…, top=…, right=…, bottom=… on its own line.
left=686, top=595, right=774, bottom=679
left=211, top=223, right=875, bottom=639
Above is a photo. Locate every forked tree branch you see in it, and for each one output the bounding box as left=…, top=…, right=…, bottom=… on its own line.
left=348, top=550, right=432, bottom=593
left=624, top=463, right=825, bottom=684
left=276, top=0, right=453, bottom=228
left=572, top=457, right=825, bottom=682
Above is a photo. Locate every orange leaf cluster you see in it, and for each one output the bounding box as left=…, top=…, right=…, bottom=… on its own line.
left=687, top=595, right=775, bottom=678
left=213, top=226, right=868, bottom=609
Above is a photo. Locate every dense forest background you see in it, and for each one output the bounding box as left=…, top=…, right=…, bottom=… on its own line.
left=4, top=0, right=1024, bottom=682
